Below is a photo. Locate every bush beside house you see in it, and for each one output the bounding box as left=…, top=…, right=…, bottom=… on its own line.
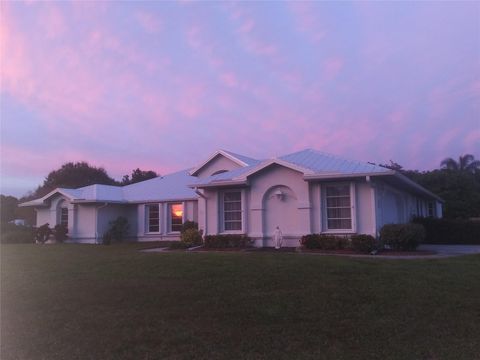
left=0, top=223, right=35, bottom=244
left=300, top=234, right=349, bottom=250
left=379, top=223, right=425, bottom=251
left=103, top=217, right=129, bottom=245
left=204, top=234, right=251, bottom=249
left=350, top=234, right=376, bottom=253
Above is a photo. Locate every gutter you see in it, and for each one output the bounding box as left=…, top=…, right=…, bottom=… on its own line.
left=194, top=188, right=208, bottom=238
left=303, top=171, right=395, bottom=181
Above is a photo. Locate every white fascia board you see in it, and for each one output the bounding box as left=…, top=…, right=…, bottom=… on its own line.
left=234, top=159, right=314, bottom=181
left=71, top=200, right=125, bottom=204
left=127, top=197, right=200, bottom=204
left=189, top=180, right=249, bottom=189
left=19, top=188, right=79, bottom=207
left=18, top=200, right=47, bottom=207
left=189, top=150, right=249, bottom=176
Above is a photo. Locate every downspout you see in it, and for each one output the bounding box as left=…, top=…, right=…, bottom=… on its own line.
left=94, top=203, right=109, bottom=244
left=194, top=189, right=207, bottom=238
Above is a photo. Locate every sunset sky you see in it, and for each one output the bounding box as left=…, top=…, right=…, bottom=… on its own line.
left=1, top=1, right=479, bottom=197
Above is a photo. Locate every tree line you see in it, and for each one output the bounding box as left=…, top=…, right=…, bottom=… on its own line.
left=1, top=163, right=159, bottom=224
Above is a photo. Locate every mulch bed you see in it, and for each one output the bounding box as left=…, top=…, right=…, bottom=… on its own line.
left=298, top=248, right=437, bottom=256
left=191, top=247, right=251, bottom=252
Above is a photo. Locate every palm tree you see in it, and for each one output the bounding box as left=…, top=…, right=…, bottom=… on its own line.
left=440, top=154, right=480, bottom=172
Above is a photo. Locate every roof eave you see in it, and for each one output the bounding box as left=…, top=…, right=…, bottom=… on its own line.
left=189, top=180, right=249, bottom=189
left=304, top=171, right=395, bottom=181
left=392, top=172, right=444, bottom=202
left=189, top=150, right=249, bottom=176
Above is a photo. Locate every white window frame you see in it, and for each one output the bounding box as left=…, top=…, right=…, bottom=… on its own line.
left=60, top=207, right=68, bottom=228
left=146, top=204, right=160, bottom=233
left=220, top=189, right=244, bottom=233
left=167, top=202, right=184, bottom=233
left=322, top=182, right=356, bottom=233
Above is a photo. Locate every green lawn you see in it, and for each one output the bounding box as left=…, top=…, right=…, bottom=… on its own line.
left=1, top=244, right=479, bottom=360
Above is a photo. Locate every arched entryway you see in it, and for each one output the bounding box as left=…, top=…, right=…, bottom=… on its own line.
left=262, top=185, right=299, bottom=246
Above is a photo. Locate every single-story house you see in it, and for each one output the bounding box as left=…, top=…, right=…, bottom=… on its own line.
left=21, top=149, right=443, bottom=247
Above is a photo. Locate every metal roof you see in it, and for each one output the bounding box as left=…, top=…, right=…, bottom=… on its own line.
left=193, top=148, right=391, bottom=186
left=279, top=149, right=390, bottom=175
left=20, top=148, right=440, bottom=206
left=220, top=149, right=261, bottom=166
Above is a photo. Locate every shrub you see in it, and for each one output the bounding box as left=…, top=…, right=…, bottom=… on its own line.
left=181, top=221, right=198, bottom=234
left=35, top=223, right=52, bottom=244
left=53, top=224, right=68, bottom=243
left=204, top=234, right=251, bottom=249
left=0, top=225, right=35, bottom=244
left=103, top=216, right=129, bottom=244
left=351, top=234, right=376, bottom=253
left=412, top=217, right=480, bottom=245
left=380, top=223, right=425, bottom=251
left=180, top=228, right=203, bottom=247
left=300, top=234, right=349, bottom=250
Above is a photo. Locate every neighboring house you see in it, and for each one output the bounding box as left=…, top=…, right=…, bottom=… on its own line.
left=20, top=149, right=443, bottom=246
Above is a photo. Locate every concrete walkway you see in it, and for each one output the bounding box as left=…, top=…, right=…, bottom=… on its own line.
left=417, top=244, right=480, bottom=257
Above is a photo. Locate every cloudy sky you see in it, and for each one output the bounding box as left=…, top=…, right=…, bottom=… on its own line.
left=1, top=1, right=479, bottom=197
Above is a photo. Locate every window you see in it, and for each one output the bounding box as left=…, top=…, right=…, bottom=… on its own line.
left=146, top=204, right=160, bottom=232
left=211, top=169, right=228, bottom=176
left=223, top=191, right=242, bottom=231
left=60, top=207, right=68, bottom=228
left=169, top=203, right=183, bottom=232
left=325, top=184, right=352, bottom=230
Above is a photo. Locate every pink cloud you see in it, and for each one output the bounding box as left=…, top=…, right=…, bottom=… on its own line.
left=288, top=2, right=326, bottom=43
left=135, top=11, right=162, bottom=33
left=220, top=72, right=239, bottom=88
left=43, top=5, right=67, bottom=39
left=185, top=24, right=224, bottom=69
left=435, top=128, right=461, bottom=152
left=223, top=3, right=278, bottom=58
left=323, top=57, right=344, bottom=80
left=175, top=82, right=206, bottom=119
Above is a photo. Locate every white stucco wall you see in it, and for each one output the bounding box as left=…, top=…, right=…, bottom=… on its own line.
left=97, top=204, right=137, bottom=241
left=195, top=155, right=242, bottom=178
left=248, top=164, right=310, bottom=247
left=74, top=204, right=97, bottom=242
left=200, top=164, right=311, bottom=247
left=36, top=208, right=51, bottom=227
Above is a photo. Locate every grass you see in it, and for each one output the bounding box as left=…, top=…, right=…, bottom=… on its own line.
left=1, top=244, right=480, bottom=360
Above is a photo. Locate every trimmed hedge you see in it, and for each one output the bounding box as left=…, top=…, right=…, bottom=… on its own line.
left=204, top=234, right=251, bottom=249
left=412, top=217, right=480, bottom=245
left=380, top=223, right=425, bottom=251
left=300, top=234, right=349, bottom=250
left=351, top=234, right=376, bottom=253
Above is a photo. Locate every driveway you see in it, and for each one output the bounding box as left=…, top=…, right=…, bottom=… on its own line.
left=417, top=244, right=480, bottom=257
